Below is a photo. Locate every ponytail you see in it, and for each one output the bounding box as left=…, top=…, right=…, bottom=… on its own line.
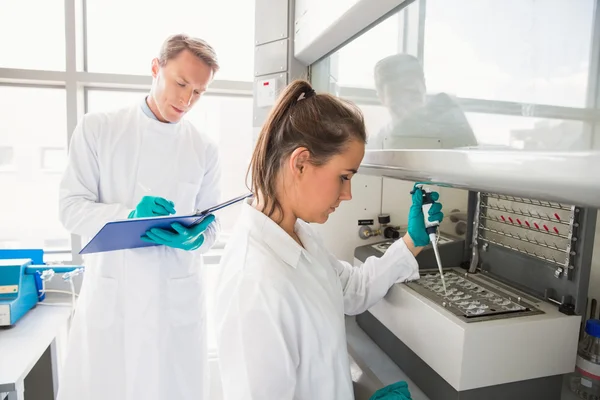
left=247, top=79, right=366, bottom=221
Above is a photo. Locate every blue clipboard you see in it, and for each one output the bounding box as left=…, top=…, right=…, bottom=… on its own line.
left=79, top=193, right=252, bottom=255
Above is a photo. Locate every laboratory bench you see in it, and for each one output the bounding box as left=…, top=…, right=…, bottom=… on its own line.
left=345, top=316, right=581, bottom=400
left=0, top=296, right=71, bottom=400
left=0, top=297, right=582, bottom=400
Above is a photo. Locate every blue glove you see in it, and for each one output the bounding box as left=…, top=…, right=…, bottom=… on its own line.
left=128, top=196, right=176, bottom=219
left=370, top=381, right=412, bottom=400
left=407, top=184, right=444, bottom=247
left=140, top=214, right=216, bottom=251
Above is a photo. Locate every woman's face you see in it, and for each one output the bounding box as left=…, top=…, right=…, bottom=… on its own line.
left=289, top=139, right=365, bottom=224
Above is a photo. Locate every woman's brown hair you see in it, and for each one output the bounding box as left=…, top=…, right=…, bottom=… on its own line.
left=248, top=79, right=367, bottom=219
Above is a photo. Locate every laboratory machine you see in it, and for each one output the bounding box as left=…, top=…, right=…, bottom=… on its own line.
left=352, top=150, right=599, bottom=400
left=0, top=249, right=83, bottom=327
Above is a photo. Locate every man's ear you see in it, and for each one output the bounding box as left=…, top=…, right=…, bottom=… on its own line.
left=151, top=58, right=160, bottom=79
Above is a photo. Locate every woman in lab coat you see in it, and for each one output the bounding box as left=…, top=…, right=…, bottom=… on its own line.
left=215, top=79, right=443, bottom=399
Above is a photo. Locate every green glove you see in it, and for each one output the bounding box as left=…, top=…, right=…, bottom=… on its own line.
left=128, top=196, right=176, bottom=219
left=140, top=214, right=216, bottom=251
left=407, top=184, right=444, bottom=247
left=370, top=381, right=412, bottom=400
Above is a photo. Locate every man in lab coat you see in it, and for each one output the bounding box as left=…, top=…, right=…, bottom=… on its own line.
left=368, top=53, right=477, bottom=150
left=57, top=34, right=221, bottom=400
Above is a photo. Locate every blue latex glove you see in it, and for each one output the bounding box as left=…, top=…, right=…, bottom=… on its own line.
left=128, top=196, right=176, bottom=219
left=370, top=381, right=412, bottom=400
left=407, top=184, right=444, bottom=247
left=140, top=214, right=216, bottom=251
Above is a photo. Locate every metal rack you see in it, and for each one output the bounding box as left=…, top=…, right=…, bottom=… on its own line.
left=477, top=193, right=580, bottom=278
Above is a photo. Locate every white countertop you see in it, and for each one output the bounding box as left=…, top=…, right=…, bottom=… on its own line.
left=0, top=301, right=71, bottom=392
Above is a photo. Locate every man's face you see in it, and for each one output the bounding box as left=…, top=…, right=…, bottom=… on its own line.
left=379, top=77, right=426, bottom=123
left=150, top=49, right=214, bottom=123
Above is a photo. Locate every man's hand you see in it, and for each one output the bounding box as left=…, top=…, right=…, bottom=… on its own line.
left=128, top=196, right=176, bottom=219
left=140, top=214, right=216, bottom=251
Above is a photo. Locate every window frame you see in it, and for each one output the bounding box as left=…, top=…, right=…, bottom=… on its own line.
left=0, top=0, right=254, bottom=263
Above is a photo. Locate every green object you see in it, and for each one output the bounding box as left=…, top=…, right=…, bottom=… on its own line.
left=140, top=214, right=216, bottom=251
left=128, top=196, right=176, bottom=219
left=408, top=184, right=444, bottom=247
left=370, top=381, right=412, bottom=400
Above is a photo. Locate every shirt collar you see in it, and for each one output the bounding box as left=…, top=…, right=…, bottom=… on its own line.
left=239, top=200, right=310, bottom=269
left=141, top=96, right=176, bottom=124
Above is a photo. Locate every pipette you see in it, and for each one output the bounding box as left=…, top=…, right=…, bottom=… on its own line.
left=414, top=184, right=446, bottom=294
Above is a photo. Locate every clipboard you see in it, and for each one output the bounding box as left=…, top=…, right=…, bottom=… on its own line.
left=79, top=193, right=252, bottom=255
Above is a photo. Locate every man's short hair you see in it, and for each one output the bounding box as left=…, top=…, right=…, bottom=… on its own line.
left=374, top=54, right=425, bottom=93
left=158, top=33, right=219, bottom=74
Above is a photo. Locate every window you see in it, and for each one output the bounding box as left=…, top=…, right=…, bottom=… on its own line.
left=0, top=0, right=65, bottom=71
left=316, top=0, right=599, bottom=151
left=41, top=147, right=68, bottom=172
left=86, top=90, right=146, bottom=113
left=86, top=90, right=254, bottom=233
left=424, top=0, right=595, bottom=108
left=465, top=113, right=588, bottom=150
left=0, top=86, right=71, bottom=250
left=85, top=0, right=256, bottom=81
left=0, top=146, right=15, bottom=170
left=336, top=14, right=403, bottom=88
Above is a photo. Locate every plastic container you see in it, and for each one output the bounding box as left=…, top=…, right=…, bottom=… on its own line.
left=569, top=319, right=600, bottom=399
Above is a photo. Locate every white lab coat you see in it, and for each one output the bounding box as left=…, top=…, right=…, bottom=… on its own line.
left=57, top=103, right=221, bottom=400
left=215, top=201, right=419, bottom=400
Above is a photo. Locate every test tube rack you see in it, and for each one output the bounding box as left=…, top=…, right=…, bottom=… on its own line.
left=476, top=193, right=580, bottom=279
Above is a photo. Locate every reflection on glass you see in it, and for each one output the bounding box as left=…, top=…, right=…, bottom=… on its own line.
left=321, top=0, right=598, bottom=152
left=465, top=113, right=587, bottom=151
left=369, top=54, right=477, bottom=150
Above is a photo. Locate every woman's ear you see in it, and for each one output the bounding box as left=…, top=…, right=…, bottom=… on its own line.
left=288, top=147, right=310, bottom=176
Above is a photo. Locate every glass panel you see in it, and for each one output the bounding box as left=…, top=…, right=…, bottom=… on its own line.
left=321, top=0, right=598, bottom=151
left=86, top=0, right=255, bottom=81
left=465, top=113, right=588, bottom=150
left=86, top=90, right=146, bottom=113
left=0, top=0, right=65, bottom=71
left=424, top=0, right=595, bottom=108
left=0, top=86, right=70, bottom=251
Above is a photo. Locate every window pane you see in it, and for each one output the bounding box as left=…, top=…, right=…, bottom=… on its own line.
left=86, top=90, right=146, bottom=114
left=41, top=148, right=68, bottom=171
left=319, top=0, right=598, bottom=152
left=336, top=13, right=403, bottom=88
left=0, top=0, right=65, bottom=70
left=0, top=146, right=15, bottom=169
left=424, top=0, right=595, bottom=108
left=86, top=90, right=254, bottom=232
left=86, top=0, right=255, bottom=81
left=0, top=86, right=70, bottom=251
left=465, top=113, right=588, bottom=150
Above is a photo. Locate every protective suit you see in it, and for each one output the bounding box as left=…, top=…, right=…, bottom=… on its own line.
left=368, top=93, right=477, bottom=150
left=215, top=201, right=419, bottom=400
left=57, top=101, right=221, bottom=400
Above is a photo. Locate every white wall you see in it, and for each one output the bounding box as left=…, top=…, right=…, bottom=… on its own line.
left=316, top=176, right=470, bottom=264
left=318, top=176, right=600, bottom=317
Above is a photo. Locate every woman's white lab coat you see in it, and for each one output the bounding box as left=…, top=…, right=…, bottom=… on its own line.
left=215, top=202, right=419, bottom=400
left=57, top=103, right=220, bottom=400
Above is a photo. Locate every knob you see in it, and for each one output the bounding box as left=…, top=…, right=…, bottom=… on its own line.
left=384, top=226, right=400, bottom=239
left=378, top=213, right=391, bottom=225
